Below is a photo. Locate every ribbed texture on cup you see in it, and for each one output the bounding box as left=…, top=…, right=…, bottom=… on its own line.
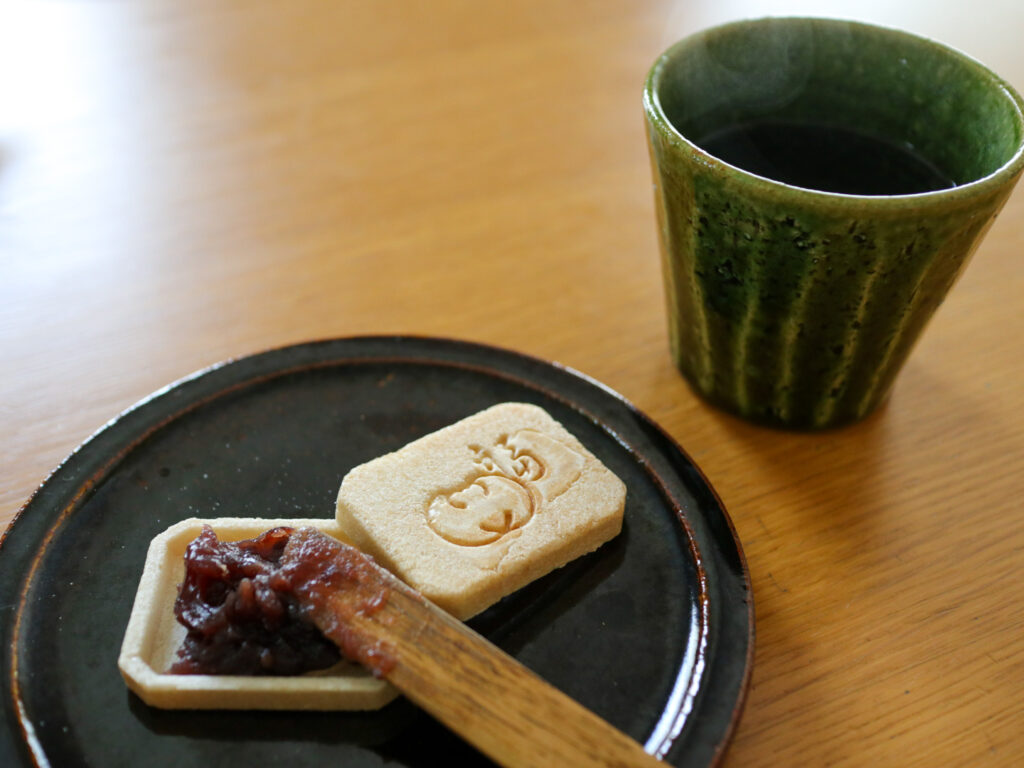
left=648, top=129, right=1019, bottom=429
left=643, top=18, right=1024, bottom=429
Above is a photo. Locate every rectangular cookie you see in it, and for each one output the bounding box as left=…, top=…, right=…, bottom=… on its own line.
left=335, top=403, right=626, bottom=620
left=117, top=517, right=400, bottom=710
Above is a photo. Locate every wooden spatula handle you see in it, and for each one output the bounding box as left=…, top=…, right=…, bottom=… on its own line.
left=384, top=589, right=663, bottom=767
left=319, top=584, right=663, bottom=768
left=287, top=527, right=663, bottom=767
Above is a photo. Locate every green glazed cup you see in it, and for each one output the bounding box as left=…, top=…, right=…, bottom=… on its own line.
left=644, top=17, right=1024, bottom=429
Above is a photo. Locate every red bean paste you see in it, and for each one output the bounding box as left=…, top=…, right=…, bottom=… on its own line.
left=171, top=525, right=395, bottom=678
left=275, top=526, right=396, bottom=677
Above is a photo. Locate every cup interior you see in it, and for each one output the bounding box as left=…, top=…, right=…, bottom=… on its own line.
left=650, top=18, right=1024, bottom=191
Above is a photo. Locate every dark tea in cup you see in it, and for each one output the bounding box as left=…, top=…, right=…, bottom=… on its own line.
left=695, top=120, right=955, bottom=196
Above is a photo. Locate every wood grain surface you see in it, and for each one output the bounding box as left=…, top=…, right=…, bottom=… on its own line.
left=2, top=1, right=1022, bottom=766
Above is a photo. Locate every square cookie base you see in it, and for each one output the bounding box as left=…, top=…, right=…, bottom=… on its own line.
left=117, top=517, right=399, bottom=710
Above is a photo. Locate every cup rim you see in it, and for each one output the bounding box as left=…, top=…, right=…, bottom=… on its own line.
left=643, top=16, right=1024, bottom=207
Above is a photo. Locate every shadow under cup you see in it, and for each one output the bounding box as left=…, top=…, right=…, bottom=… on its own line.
left=644, top=17, right=1024, bottom=429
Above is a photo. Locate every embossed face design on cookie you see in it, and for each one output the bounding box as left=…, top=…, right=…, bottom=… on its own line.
left=426, top=475, right=533, bottom=546
left=425, top=429, right=585, bottom=547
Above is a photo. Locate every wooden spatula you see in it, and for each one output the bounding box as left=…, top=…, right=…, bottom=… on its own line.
left=279, top=527, right=664, bottom=767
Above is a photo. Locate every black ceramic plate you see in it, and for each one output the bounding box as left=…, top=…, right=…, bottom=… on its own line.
left=0, top=336, right=752, bottom=767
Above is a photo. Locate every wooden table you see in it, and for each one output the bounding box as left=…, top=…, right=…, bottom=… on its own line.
left=2, top=1, right=1022, bottom=765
